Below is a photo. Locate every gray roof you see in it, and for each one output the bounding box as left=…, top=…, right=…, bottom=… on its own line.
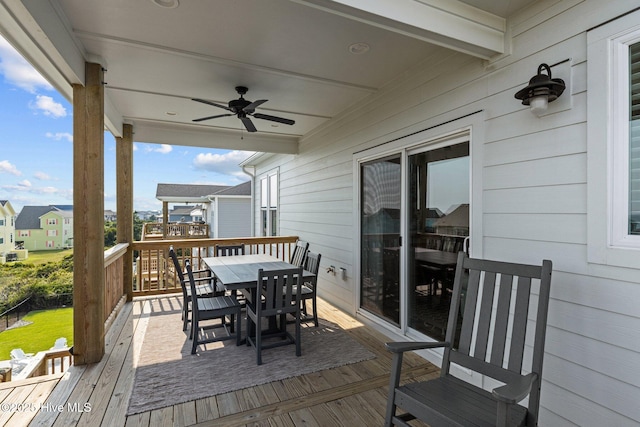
left=215, top=181, right=252, bottom=196
left=156, top=181, right=251, bottom=201
left=170, top=205, right=202, bottom=216
left=15, top=205, right=73, bottom=230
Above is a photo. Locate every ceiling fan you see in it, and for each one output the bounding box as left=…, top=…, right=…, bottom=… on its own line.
left=192, top=86, right=295, bottom=132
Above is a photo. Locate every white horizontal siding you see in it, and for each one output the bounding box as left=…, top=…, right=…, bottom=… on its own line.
left=250, top=1, right=640, bottom=424
left=217, top=199, right=251, bottom=238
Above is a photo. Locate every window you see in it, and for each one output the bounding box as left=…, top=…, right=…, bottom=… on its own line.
left=47, top=230, right=58, bottom=237
left=0, top=219, right=4, bottom=226
left=46, top=241, right=54, bottom=248
left=19, top=231, right=30, bottom=237
left=47, top=218, right=57, bottom=225
left=260, top=171, right=278, bottom=236
left=0, top=237, right=3, bottom=244
left=587, top=10, right=640, bottom=267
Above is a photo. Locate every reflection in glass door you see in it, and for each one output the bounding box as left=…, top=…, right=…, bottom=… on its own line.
left=360, top=155, right=401, bottom=326
left=408, top=142, right=469, bottom=341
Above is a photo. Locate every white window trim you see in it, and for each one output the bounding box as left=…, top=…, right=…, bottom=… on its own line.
left=587, top=9, right=640, bottom=267
left=259, top=169, right=279, bottom=236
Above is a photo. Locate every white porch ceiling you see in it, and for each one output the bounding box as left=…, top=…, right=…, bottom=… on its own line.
left=0, top=0, right=536, bottom=153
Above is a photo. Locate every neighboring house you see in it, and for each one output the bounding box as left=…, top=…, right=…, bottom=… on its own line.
left=104, top=210, right=117, bottom=222
left=156, top=182, right=251, bottom=238
left=15, top=206, right=74, bottom=251
left=168, top=205, right=203, bottom=223
left=135, top=210, right=160, bottom=221
left=0, top=200, right=16, bottom=257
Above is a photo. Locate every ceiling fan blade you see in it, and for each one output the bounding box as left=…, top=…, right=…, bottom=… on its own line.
left=253, top=113, right=295, bottom=126
left=243, top=99, right=267, bottom=113
left=192, top=113, right=233, bottom=122
left=240, top=116, right=257, bottom=132
left=192, top=98, right=232, bottom=111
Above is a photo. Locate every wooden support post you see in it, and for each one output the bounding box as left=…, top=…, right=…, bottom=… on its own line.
left=73, top=62, right=105, bottom=365
left=162, top=201, right=168, bottom=239
left=116, top=123, right=134, bottom=301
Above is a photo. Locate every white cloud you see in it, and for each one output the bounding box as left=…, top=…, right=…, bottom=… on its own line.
left=32, top=95, right=67, bottom=118
left=0, top=160, right=22, bottom=176
left=45, top=132, right=73, bottom=142
left=193, top=150, right=253, bottom=175
left=0, top=37, right=53, bottom=93
left=34, top=171, right=52, bottom=180
left=144, top=144, right=173, bottom=154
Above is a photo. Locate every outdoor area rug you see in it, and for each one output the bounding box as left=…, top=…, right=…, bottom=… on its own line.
left=127, top=298, right=376, bottom=415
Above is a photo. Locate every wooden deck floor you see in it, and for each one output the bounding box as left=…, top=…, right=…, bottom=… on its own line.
left=0, top=296, right=437, bottom=426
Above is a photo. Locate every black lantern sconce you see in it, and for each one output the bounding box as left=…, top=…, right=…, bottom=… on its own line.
left=514, top=63, right=566, bottom=116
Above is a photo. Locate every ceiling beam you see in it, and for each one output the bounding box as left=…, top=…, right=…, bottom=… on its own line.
left=131, top=120, right=300, bottom=154
left=291, top=0, right=506, bottom=59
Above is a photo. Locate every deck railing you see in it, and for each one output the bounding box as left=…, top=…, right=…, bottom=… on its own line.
left=130, top=236, right=299, bottom=297
left=141, top=222, right=210, bottom=240
left=104, top=243, right=128, bottom=331
left=3, top=348, right=74, bottom=382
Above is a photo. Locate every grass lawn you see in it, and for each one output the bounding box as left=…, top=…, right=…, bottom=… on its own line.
left=0, top=307, right=73, bottom=360
left=25, top=249, right=73, bottom=265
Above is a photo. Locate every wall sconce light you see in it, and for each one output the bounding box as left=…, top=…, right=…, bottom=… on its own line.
left=514, top=63, right=566, bottom=116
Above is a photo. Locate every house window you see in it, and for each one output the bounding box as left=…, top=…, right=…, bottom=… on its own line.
left=19, top=231, right=30, bottom=237
left=260, top=171, right=278, bottom=236
left=587, top=10, right=640, bottom=267
left=46, top=241, right=54, bottom=248
left=47, top=230, right=58, bottom=237
left=47, top=218, right=57, bottom=225
left=0, top=237, right=3, bottom=244
left=628, top=41, right=640, bottom=234
left=0, top=219, right=4, bottom=226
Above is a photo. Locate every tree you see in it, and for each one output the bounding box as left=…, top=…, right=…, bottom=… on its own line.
left=104, top=221, right=117, bottom=248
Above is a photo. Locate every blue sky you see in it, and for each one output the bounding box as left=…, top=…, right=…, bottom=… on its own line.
left=0, top=35, right=253, bottom=214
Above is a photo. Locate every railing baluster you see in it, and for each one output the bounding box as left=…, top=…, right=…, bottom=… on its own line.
left=129, top=236, right=299, bottom=297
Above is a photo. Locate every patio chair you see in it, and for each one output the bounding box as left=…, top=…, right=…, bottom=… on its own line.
left=10, top=348, right=33, bottom=372
left=246, top=267, right=303, bottom=365
left=296, top=251, right=322, bottom=327
left=215, top=243, right=247, bottom=304
left=51, top=337, right=68, bottom=350
left=385, top=252, right=553, bottom=427
left=185, top=260, right=242, bottom=354
left=215, top=243, right=246, bottom=256
left=168, top=246, right=219, bottom=332
left=290, top=240, right=309, bottom=267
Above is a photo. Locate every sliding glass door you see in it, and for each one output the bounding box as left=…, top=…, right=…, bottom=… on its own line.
left=407, top=142, right=469, bottom=340
left=360, top=155, right=401, bottom=326
left=358, top=137, right=470, bottom=339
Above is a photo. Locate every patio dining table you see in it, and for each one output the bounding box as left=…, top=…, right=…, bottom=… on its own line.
left=201, top=254, right=316, bottom=336
left=202, top=253, right=315, bottom=295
